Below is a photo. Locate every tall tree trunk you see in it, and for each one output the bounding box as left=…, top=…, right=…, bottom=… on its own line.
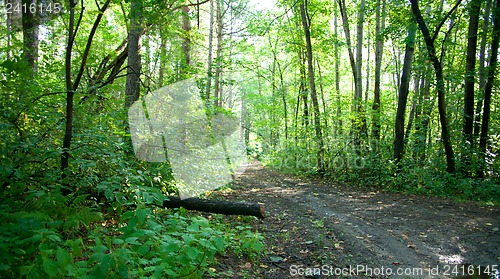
left=62, top=0, right=111, bottom=189
left=355, top=0, right=367, bottom=138
left=62, top=0, right=77, bottom=176
left=22, top=0, right=39, bottom=72
left=334, top=7, right=342, bottom=134
left=270, top=35, right=289, bottom=141
left=405, top=74, right=420, bottom=143
left=462, top=0, right=482, bottom=165
left=478, top=0, right=500, bottom=177
left=298, top=49, right=309, bottom=127
left=414, top=71, right=434, bottom=162
left=337, top=0, right=357, bottom=96
left=411, top=0, right=456, bottom=173
left=316, top=59, right=328, bottom=130
left=474, top=0, right=493, bottom=137
left=394, top=23, right=416, bottom=166
left=158, top=35, right=167, bottom=87
left=205, top=0, right=215, bottom=106
left=181, top=3, right=192, bottom=77
left=6, top=0, right=12, bottom=59
left=355, top=0, right=365, bottom=103
left=213, top=0, right=223, bottom=107
left=337, top=0, right=364, bottom=146
left=300, top=0, right=324, bottom=171
left=372, top=0, right=386, bottom=146
left=125, top=0, right=143, bottom=108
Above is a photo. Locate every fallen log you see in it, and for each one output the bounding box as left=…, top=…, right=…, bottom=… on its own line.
left=163, top=196, right=266, bottom=219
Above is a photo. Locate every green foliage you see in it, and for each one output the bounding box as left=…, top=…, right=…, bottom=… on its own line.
left=0, top=1, right=264, bottom=276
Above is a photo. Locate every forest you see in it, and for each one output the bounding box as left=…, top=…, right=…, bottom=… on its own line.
left=0, top=0, right=499, bottom=277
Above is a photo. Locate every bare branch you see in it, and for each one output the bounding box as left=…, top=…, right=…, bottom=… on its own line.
left=173, top=0, right=210, bottom=11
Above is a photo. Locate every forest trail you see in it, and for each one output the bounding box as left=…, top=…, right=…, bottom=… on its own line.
left=214, top=161, right=500, bottom=278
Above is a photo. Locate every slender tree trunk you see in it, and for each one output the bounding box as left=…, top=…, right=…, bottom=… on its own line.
left=372, top=0, right=386, bottom=145
left=474, top=0, right=493, bottom=137
left=300, top=0, right=324, bottom=171
left=462, top=0, right=482, bottom=164
left=62, top=0, right=77, bottom=175
left=365, top=30, right=370, bottom=102
left=213, top=0, right=223, bottom=107
left=280, top=66, right=288, bottom=141
left=394, top=23, right=416, bottom=166
left=338, top=0, right=366, bottom=146
left=334, top=7, right=342, bottom=134
left=355, top=0, right=365, bottom=103
left=405, top=74, right=420, bottom=143
left=415, top=72, right=434, bottom=161
left=158, top=36, right=167, bottom=87
left=181, top=3, right=191, bottom=77
left=411, top=0, right=455, bottom=173
left=62, top=0, right=111, bottom=188
left=270, top=35, right=289, bottom=141
left=205, top=0, right=215, bottom=105
left=337, top=0, right=358, bottom=96
left=6, top=0, right=12, bottom=59
left=299, top=49, right=309, bottom=127
left=316, top=59, right=328, bottom=130
left=478, top=0, right=500, bottom=177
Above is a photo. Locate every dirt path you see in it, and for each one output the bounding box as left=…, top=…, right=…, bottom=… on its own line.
left=214, top=161, right=500, bottom=278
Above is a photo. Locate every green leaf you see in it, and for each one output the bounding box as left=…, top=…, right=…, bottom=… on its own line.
left=112, top=238, right=124, bottom=245
left=125, top=237, right=140, bottom=245
left=42, top=258, right=59, bottom=277
left=135, top=208, right=149, bottom=224
left=56, top=248, right=72, bottom=267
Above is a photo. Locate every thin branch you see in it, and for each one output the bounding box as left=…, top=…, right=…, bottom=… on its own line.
left=72, top=0, right=112, bottom=91
left=15, top=91, right=66, bottom=122
left=432, top=0, right=463, bottom=41
left=173, top=0, right=210, bottom=11
left=72, top=1, right=85, bottom=44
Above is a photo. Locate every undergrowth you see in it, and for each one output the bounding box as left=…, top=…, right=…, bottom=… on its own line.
left=263, top=145, right=500, bottom=205
left=0, top=190, right=264, bottom=278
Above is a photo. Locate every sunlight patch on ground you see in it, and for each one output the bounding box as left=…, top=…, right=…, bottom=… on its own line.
left=438, top=254, right=465, bottom=264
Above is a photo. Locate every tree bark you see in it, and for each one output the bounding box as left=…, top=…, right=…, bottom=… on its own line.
left=334, top=7, right=342, bottom=134
left=355, top=0, right=365, bottom=103
left=181, top=3, right=192, bottom=77
left=205, top=0, right=215, bottom=105
left=478, top=0, right=500, bottom=177
left=463, top=0, right=482, bottom=153
left=158, top=35, right=167, bottom=87
left=372, top=0, right=386, bottom=146
left=298, top=48, right=309, bottom=127
left=22, top=0, right=39, bottom=73
left=213, top=0, right=224, bottom=107
left=125, top=0, right=143, bottom=109
left=394, top=23, right=416, bottom=166
left=474, top=0, right=493, bottom=137
left=164, top=196, right=266, bottom=219
left=411, top=0, right=455, bottom=173
left=62, top=0, right=112, bottom=189
left=300, top=0, right=324, bottom=172
left=337, top=0, right=365, bottom=147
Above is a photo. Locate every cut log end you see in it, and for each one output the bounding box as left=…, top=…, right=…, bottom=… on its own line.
left=163, top=196, right=266, bottom=219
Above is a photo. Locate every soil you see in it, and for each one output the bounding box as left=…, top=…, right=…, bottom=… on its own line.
left=211, top=161, right=500, bottom=278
